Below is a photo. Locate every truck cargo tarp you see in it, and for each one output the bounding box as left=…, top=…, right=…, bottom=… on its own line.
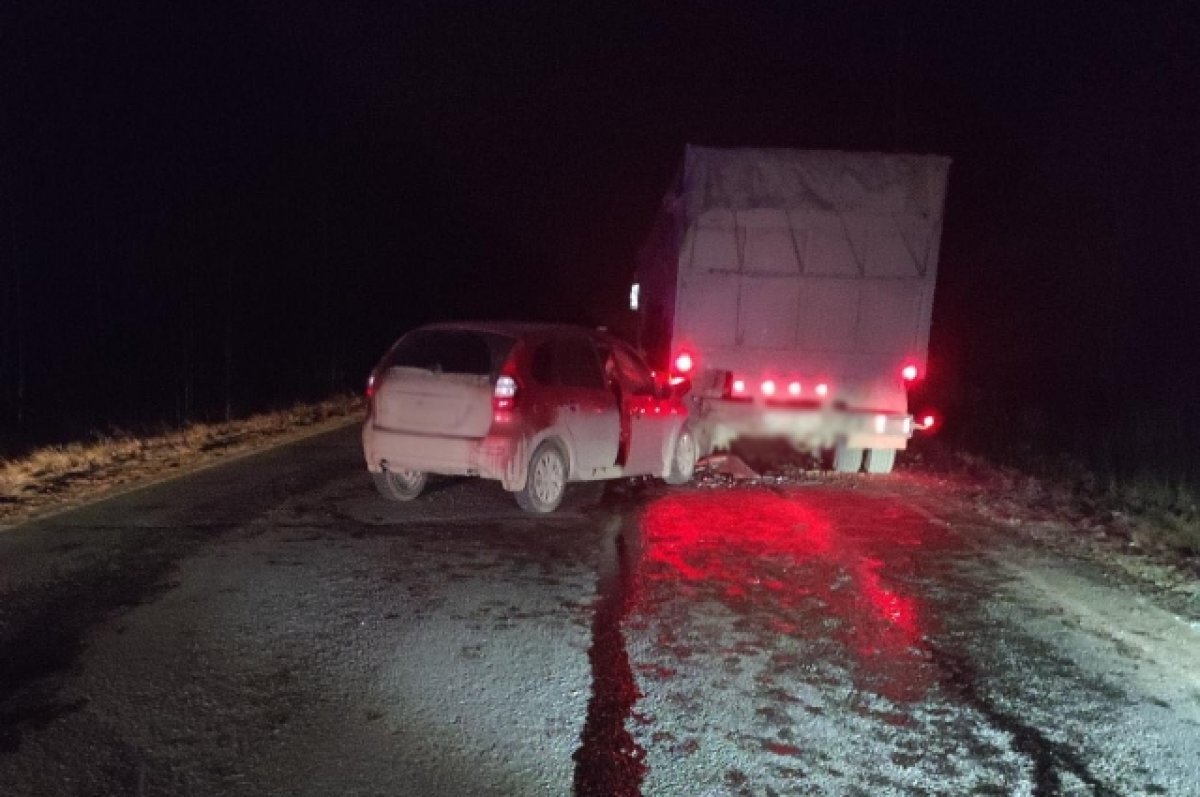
left=682, top=146, right=951, bottom=218
left=636, top=147, right=950, bottom=386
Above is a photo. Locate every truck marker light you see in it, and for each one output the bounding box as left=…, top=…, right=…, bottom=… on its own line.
left=901, top=364, right=919, bottom=382
left=732, top=378, right=746, bottom=395
left=815, top=383, right=829, bottom=397
left=761, top=379, right=776, bottom=397
left=923, top=414, right=936, bottom=429
left=674, top=352, right=695, bottom=374
left=874, top=414, right=887, bottom=433
left=788, top=381, right=802, bottom=396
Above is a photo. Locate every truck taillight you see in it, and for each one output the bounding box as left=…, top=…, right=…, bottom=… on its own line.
left=673, top=352, right=695, bottom=375
left=720, top=373, right=752, bottom=401
left=788, top=381, right=802, bottom=397
left=761, top=379, right=776, bottom=397
left=815, top=382, right=829, bottom=397
left=493, top=375, right=518, bottom=411
left=901, top=363, right=919, bottom=382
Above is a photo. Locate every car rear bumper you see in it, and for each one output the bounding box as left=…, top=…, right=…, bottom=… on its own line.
left=362, top=422, right=529, bottom=490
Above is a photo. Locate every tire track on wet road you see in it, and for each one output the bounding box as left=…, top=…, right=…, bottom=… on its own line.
left=900, top=494, right=1155, bottom=796
left=927, top=645, right=1120, bottom=797
left=573, top=513, right=646, bottom=797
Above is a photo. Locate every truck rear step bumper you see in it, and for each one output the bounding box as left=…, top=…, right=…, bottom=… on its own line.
left=695, top=399, right=911, bottom=452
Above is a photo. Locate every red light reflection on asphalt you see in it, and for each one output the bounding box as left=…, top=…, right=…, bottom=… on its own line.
left=639, top=489, right=936, bottom=702
left=857, top=556, right=918, bottom=639
left=642, top=491, right=831, bottom=591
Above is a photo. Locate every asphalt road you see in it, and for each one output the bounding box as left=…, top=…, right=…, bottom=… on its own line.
left=1, top=425, right=1197, bottom=796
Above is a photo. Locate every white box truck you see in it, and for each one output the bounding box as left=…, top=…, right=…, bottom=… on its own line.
left=634, top=146, right=951, bottom=473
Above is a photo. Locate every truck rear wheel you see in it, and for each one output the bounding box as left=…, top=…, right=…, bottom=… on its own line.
left=665, top=428, right=697, bottom=485
left=864, top=448, right=896, bottom=474
left=832, top=444, right=863, bottom=474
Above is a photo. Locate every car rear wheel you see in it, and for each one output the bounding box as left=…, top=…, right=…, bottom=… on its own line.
left=515, top=442, right=567, bottom=513
left=372, top=468, right=427, bottom=501
left=665, top=428, right=697, bottom=485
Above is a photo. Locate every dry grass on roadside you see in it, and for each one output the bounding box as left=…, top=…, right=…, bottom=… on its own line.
left=1110, top=478, right=1200, bottom=556
left=901, top=438, right=1200, bottom=561
left=0, top=394, right=362, bottom=523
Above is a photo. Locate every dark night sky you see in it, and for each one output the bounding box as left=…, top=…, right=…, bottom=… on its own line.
left=3, top=1, right=1199, bottom=475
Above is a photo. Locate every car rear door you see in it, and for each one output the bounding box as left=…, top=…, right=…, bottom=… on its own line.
left=371, top=330, right=508, bottom=438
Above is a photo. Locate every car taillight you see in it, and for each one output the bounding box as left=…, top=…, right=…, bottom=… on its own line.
left=731, top=378, right=746, bottom=395
left=673, top=352, right=695, bottom=375
left=493, top=375, right=518, bottom=411
left=365, top=373, right=379, bottom=415
left=901, top=363, right=919, bottom=382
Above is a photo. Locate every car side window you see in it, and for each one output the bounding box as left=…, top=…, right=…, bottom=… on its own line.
left=611, top=344, right=656, bottom=396
left=555, top=337, right=605, bottom=390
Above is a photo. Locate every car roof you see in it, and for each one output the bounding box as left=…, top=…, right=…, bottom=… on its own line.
left=417, top=320, right=621, bottom=343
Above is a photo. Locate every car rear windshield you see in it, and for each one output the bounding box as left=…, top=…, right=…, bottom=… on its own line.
left=381, top=329, right=515, bottom=378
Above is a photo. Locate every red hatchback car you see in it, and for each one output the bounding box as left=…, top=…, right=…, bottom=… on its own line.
left=362, top=322, right=696, bottom=512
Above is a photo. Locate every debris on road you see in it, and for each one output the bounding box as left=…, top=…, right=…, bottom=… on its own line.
left=695, top=453, right=759, bottom=481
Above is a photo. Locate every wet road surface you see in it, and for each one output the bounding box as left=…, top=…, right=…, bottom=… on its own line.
left=1, top=425, right=1198, bottom=795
